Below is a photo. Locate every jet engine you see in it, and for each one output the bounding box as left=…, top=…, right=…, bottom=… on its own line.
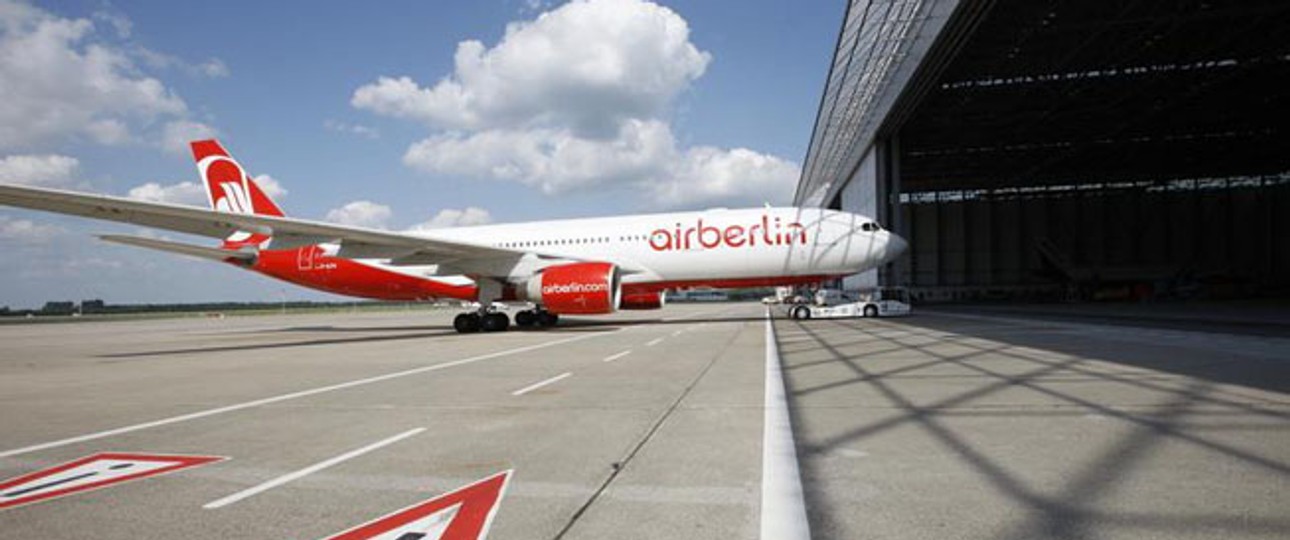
left=518, top=262, right=621, bottom=314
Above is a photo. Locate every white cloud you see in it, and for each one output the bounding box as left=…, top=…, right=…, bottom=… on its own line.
left=133, top=45, right=229, bottom=78
left=403, top=120, right=798, bottom=207
left=252, top=174, right=287, bottom=199
left=0, top=214, right=62, bottom=242
left=404, top=119, right=673, bottom=193
left=197, top=58, right=229, bottom=78
left=324, top=119, right=379, bottom=139
left=91, top=10, right=131, bottom=38
left=0, top=153, right=79, bottom=187
left=352, top=0, right=710, bottom=136
left=409, top=207, right=492, bottom=230
left=521, top=0, right=550, bottom=15
left=323, top=200, right=491, bottom=232
left=126, top=181, right=206, bottom=206
left=653, top=146, right=799, bottom=207
left=325, top=200, right=392, bottom=229
left=354, top=0, right=798, bottom=209
left=0, top=2, right=218, bottom=151
left=84, top=118, right=131, bottom=145
left=160, top=120, right=219, bottom=155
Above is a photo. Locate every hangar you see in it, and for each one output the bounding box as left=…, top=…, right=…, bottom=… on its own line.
left=796, top=0, right=1290, bottom=302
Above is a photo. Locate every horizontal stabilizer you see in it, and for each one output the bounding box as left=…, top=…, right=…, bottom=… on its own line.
left=98, top=234, right=256, bottom=263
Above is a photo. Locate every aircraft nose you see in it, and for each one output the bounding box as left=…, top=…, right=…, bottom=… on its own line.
left=884, top=232, right=908, bottom=263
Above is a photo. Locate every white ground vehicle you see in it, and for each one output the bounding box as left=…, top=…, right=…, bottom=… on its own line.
left=786, top=287, right=911, bottom=320
left=761, top=286, right=796, bottom=304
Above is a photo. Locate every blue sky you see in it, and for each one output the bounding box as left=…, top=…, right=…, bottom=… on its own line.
left=0, top=0, right=840, bottom=307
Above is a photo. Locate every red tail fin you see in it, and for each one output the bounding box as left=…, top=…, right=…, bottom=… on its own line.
left=191, top=139, right=285, bottom=217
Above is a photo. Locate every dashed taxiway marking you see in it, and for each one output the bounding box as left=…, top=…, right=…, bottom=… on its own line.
left=602, top=350, right=632, bottom=363
left=511, top=372, right=573, bottom=396
left=646, top=337, right=665, bottom=347
left=0, top=331, right=618, bottom=459
left=204, top=428, right=425, bottom=509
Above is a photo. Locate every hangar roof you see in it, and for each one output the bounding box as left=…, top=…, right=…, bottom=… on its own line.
left=797, top=0, right=1290, bottom=203
left=794, top=0, right=960, bottom=206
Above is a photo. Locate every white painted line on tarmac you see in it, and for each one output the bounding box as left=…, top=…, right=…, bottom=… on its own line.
left=602, top=350, right=632, bottom=363
left=760, top=309, right=811, bottom=540
left=511, top=372, right=573, bottom=396
left=203, top=427, right=424, bottom=509
left=661, top=307, right=728, bottom=322
left=646, top=337, right=665, bottom=347
left=0, top=330, right=619, bottom=459
left=671, top=329, right=685, bottom=337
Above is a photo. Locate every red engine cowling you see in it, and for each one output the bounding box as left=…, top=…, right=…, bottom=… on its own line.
left=620, top=291, right=666, bottom=310
left=520, top=262, right=621, bottom=314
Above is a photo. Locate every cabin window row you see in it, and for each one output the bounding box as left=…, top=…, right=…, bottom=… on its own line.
left=496, top=235, right=649, bottom=249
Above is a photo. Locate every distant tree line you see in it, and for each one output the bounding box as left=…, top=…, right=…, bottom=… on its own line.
left=0, top=299, right=405, bottom=317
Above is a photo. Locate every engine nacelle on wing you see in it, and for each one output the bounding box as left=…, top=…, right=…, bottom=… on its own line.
left=620, top=291, right=666, bottom=310
left=519, top=262, right=621, bottom=315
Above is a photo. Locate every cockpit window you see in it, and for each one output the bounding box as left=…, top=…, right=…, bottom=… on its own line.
left=860, top=222, right=882, bottom=232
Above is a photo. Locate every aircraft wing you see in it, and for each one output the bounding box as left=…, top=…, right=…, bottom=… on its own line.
left=0, top=183, right=521, bottom=267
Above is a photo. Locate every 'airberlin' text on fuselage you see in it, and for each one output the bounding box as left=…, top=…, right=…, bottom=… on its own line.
left=649, top=215, right=807, bottom=251
left=543, top=282, right=610, bottom=295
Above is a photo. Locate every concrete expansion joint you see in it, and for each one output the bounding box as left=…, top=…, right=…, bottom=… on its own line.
left=550, top=322, right=743, bottom=540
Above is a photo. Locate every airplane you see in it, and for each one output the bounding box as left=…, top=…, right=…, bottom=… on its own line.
left=0, top=140, right=908, bottom=333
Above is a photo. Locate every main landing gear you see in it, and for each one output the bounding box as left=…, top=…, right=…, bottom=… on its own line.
left=453, top=310, right=510, bottom=333
left=513, top=309, right=558, bottom=328
left=452, top=307, right=558, bottom=333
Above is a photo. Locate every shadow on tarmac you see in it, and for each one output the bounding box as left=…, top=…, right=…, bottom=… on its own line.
left=774, top=315, right=1290, bottom=539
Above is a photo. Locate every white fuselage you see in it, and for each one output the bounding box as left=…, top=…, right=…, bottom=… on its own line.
left=401, top=207, right=907, bottom=289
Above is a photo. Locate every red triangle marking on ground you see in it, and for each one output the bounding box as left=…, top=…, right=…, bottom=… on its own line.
left=0, top=452, right=224, bottom=510
left=323, top=470, right=512, bottom=540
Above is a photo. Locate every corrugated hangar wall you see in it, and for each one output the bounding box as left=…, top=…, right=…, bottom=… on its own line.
left=901, top=181, right=1289, bottom=300
left=838, top=148, right=880, bottom=291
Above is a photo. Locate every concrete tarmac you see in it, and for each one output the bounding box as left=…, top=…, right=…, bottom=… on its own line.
left=0, top=303, right=1287, bottom=539
left=776, top=311, right=1290, bottom=540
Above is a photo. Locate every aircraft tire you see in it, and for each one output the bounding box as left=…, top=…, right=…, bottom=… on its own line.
left=454, top=313, right=482, bottom=333
left=482, top=312, right=510, bottom=332
left=514, top=310, right=536, bottom=327
left=537, top=312, right=559, bottom=327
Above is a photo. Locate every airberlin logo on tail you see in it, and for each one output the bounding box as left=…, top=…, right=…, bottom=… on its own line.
left=214, top=181, right=252, bottom=214
left=198, top=155, right=253, bottom=215
left=649, top=215, right=807, bottom=251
